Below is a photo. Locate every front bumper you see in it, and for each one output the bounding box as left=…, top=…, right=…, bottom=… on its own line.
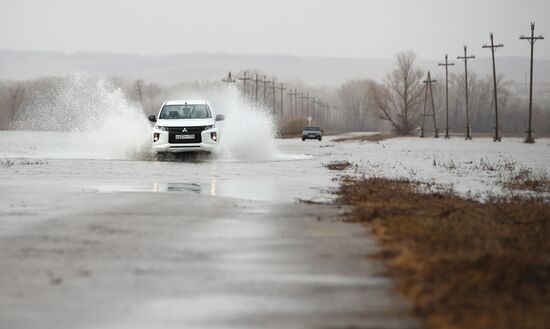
left=302, top=134, right=321, bottom=139
left=152, top=128, right=219, bottom=153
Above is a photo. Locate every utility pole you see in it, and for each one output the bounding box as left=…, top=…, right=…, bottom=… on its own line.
left=318, top=100, right=324, bottom=127
left=301, top=93, right=311, bottom=118
left=222, top=71, right=236, bottom=84
left=520, top=22, right=544, bottom=144
left=261, top=75, right=271, bottom=103
left=287, top=89, right=294, bottom=116
left=299, top=92, right=304, bottom=117
left=276, top=83, right=287, bottom=117
left=271, top=80, right=277, bottom=114
left=288, top=89, right=299, bottom=117
left=238, top=71, right=251, bottom=95
left=251, top=74, right=261, bottom=103
left=294, top=90, right=299, bottom=116
left=311, top=98, right=316, bottom=123
left=438, top=55, right=454, bottom=139
left=420, top=72, right=438, bottom=138
left=457, top=46, right=475, bottom=140
left=305, top=93, right=311, bottom=118
left=483, top=33, right=504, bottom=142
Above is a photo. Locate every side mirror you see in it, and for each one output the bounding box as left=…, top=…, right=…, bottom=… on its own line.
left=321, top=129, right=325, bottom=134
left=215, top=114, right=225, bottom=121
left=148, top=115, right=157, bottom=123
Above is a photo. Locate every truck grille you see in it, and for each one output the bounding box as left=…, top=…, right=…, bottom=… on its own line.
left=167, top=126, right=206, bottom=144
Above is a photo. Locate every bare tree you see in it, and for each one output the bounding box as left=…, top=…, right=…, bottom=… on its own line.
left=371, top=50, right=424, bottom=135
left=339, top=79, right=380, bottom=131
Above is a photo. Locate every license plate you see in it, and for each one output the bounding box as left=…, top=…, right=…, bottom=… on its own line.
left=309, top=134, right=316, bottom=137
left=175, top=134, right=195, bottom=140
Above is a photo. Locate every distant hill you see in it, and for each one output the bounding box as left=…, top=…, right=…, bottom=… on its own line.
left=1, top=50, right=549, bottom=86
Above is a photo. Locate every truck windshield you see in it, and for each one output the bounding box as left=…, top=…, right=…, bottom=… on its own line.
left=159, top=104, right=212, bottom=119
left=304, top=126, right=320, bottom=131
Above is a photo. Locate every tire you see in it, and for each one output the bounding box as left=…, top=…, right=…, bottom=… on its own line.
left=318, top=137, right=322, bottom=141
left=302, top=138, right=305, bottom=141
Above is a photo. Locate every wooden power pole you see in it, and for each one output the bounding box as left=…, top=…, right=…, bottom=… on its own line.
left=420, top=71, right=438, bottom=138
left=520, top=23, right=544, bottom=144
left=251, top=74, right=261, bottom=103
left=238, top=71, right=251, bottom=95
left=457, top=46, right=475, bottom=140
left=276, top=83, right=287, bottom=117
left=483, top=33, right=504, bottom=142
left=438, top=55, right=454, bottom=139
left=261, top=75, right=271, bottom=103
left=222, top=71, right=236, bottom=84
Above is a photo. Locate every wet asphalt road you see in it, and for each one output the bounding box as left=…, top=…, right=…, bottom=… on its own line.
left=0, top=133, right=418, bottom=329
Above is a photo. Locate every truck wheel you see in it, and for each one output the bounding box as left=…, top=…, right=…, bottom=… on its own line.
left=302, top=138, right=305, bottom=141
left=318, top=137, right=322, bottom=141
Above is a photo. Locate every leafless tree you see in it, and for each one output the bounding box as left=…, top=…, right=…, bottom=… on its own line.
left=371, top=50, right=424, bottom=135
left=339, top=79, right=380, bottom=131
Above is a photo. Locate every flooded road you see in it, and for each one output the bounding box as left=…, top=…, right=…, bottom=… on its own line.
left=0, top=131, right=417, bottom=329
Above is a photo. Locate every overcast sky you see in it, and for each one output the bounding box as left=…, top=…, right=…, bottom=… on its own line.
left=1, top=0, right=549, bottom=60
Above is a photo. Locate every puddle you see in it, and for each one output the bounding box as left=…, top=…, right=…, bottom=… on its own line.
left=89, top=178, right=279, bottom=202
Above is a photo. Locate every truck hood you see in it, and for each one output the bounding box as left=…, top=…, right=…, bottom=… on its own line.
left=156, top=118, right=215, bottom=127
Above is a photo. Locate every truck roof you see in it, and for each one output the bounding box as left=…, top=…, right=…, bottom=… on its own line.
left=164, top=100, right=209, bottom=106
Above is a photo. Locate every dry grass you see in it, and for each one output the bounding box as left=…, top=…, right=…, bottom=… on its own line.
left=332, top=133, right=395, bottom=143
left=504, top=168, right=550, bottom=193
left=325, top=161, right=352, bottom=171
left=338, top=176, right=550, bottom=329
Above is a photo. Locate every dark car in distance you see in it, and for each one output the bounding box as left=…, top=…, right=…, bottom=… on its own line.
left=302, top=126, right=322, bottom=141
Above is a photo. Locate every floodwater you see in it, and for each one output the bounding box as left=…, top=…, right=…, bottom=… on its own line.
left=0, top=130, right=420, bottom=329
left=2, top=129, right=548, bottom=328
left=0, top=130, right=334, bottom=203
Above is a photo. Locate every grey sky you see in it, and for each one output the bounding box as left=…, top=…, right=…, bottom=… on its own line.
left=1, top=0, right=549, bottom=60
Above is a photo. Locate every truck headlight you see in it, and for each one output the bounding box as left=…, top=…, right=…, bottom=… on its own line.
left=205, top=124, right=216, bottom=130
left=154, top=125, right=167, bottom=131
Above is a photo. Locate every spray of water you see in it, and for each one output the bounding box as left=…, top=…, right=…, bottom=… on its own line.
left=11, top=74, right=293, bottom=161
left=186, top=86, right=284, bottom=161
left=12, top=74, right=152, bottom=159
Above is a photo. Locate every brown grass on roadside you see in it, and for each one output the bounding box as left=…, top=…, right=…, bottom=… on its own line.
left=325, top=161, right=352, bottom=171
left=504, top=168, right=550, bottom=193
left=332, top=133, right=395, bottom=143
left=338, top=176, right=550, bottom=329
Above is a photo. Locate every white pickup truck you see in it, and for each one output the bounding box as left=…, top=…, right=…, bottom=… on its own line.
left=148, top=100, right=224, bottom=154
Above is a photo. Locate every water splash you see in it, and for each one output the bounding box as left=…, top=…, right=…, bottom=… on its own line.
left=12, top=74, right=152, bottom=159
left=164, top=84, right=291, bottom=162
left=10, top=74, right=295, bottom=161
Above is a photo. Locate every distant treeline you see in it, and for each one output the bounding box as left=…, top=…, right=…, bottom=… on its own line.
left=1, top=51, right=549, bottom=136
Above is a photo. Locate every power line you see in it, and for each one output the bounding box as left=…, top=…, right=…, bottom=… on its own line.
left=261, top=75, right=271, bottom=103
left=222, top=71, right=236, bottom=84
left=457, top=46, right=475, bottom=140
left=238, top=71, right=251, bottom=95
left=519, top=22, right=545, bottom=144
left=276, top=82, right=287, bottom=117
left=251, top=74, right=261, bottom=103
left=483, top=33, right=504, bottom=142
left=438, top=54, right=455, bottom=139
left=420, top=71, right=438, bottom=138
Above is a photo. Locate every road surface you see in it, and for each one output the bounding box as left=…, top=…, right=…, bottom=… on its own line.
left=0, top=132, right=417, bottom=329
